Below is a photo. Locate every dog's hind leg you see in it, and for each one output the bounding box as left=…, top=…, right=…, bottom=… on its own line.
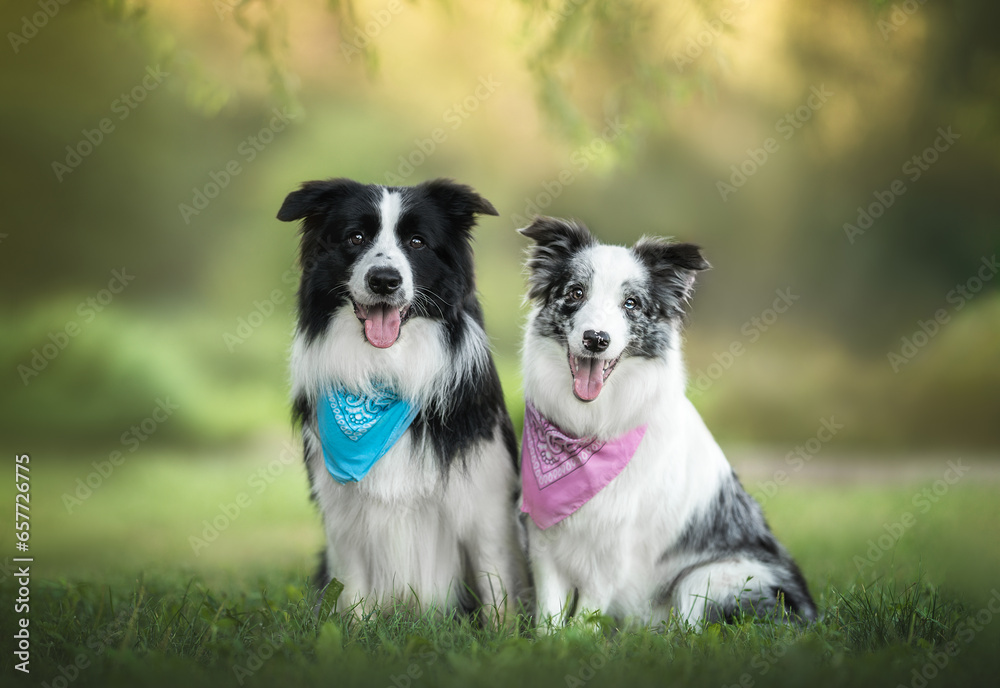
left=665, top=557, right=814, bottom=625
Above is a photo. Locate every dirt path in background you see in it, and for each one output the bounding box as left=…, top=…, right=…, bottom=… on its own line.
left=726, top=448, right=1000, bottom=485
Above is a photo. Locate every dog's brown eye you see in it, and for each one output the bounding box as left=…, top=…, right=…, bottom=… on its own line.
left=409, top=236, right=425, bottom=249
left=624, top=297, right=638, bottom=311
left=349, top=232, right=364, bottom=246
left=569, top=286, right=585, bottom=301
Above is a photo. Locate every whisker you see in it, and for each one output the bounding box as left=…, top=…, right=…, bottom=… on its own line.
left=414, top=286, right=447, bottom=308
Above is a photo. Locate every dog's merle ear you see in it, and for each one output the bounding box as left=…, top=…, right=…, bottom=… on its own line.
left=632, top=237, right=710, bottom=314
left=518, top=216, right=595, bottom=253
left=518, top=217, right=597, bottom=302
left=277, top=178, right=365, bottom=223
left=419, top=178, right=498, bottom=232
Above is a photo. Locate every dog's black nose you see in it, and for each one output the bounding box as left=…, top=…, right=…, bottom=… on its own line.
left=367, top=267, right=402, bottom=295
left=582, top=330, right=610, bottom=353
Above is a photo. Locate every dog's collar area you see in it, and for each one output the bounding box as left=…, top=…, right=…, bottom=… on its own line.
left=520, top=401, right=647, bottom=529
left=316, top=385, right=419, bottom=484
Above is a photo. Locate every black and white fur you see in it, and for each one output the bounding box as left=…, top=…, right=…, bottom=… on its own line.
left=519, top=217, right=816, bottom=627
left=277, top=178, right=527, bottom=621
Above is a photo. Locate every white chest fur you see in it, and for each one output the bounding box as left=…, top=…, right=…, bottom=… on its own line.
left=526, top=391, right=731, bottom=621
left=294, top=314, right=523, bottom=615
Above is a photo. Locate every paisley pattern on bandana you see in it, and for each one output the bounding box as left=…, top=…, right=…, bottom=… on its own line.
left=328, top=390, right=397, bottom=441
left=317, top=385, right=419, bottom=484
left=521, top=401, right=647, bottom=530
left=523, top=404, right=606, bottom=488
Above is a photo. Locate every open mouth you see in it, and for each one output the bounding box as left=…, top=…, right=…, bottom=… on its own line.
left=567, top=351, right=620, bottom=402
left=353, top=301, right=412, bottom=349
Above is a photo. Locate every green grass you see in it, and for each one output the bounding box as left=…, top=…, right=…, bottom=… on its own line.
left=4, top=449, right=1000, bottom=686
left=6, top=574, right=999, bottom=688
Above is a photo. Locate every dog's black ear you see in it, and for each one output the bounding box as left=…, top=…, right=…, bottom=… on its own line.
left=419, top=178, right=498, bottom=232
left=518, top=216, right=596, bottom=302
left=632, top=237, right=710, bottom=314
left=277, top=178, right=365, bottom=223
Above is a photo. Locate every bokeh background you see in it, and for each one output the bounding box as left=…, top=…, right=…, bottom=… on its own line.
left=1, top=0, right=998, bottom=591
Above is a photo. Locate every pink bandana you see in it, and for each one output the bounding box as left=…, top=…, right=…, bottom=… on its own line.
left=520, top=401, right=647, bottom=529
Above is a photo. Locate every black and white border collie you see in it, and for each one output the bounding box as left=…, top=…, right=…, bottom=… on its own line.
left=277, top=178, right=527, bottom=621
left=518, top=216, right=816, bottom=627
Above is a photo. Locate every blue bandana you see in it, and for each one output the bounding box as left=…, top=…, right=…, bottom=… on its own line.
left=316, top=386, right=419, bottom=484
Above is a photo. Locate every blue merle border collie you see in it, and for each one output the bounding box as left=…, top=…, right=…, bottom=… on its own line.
left=518, top=216, right=816, bottom=628
left=277, top=178, right=528, bottom=621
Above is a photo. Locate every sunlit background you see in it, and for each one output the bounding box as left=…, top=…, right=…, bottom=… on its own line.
left=1, top=0, right=997, bottom=593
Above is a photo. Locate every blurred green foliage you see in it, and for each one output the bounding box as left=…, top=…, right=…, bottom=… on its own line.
left=1, top=0, right=998, bottom=452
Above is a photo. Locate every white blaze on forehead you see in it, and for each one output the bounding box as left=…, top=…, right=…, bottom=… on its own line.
left=585, top=245, right=645, bottom=298
left=378, top=187, right=404, bottom=240
left=347, top=187, right=414, bottom=303
left=569, top=245, right=645, bottom=357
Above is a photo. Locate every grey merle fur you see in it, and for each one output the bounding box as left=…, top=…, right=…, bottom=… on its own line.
left=521, top=217, right=709, bottom=359
left=522, top=216, right=816, bottom=624
left=657, top=471, right=817, bottom=622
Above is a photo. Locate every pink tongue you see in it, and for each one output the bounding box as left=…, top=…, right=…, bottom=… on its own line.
left=363, top=305, right=401, bottom=348
left=573, top=357, right=604, bottom=401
